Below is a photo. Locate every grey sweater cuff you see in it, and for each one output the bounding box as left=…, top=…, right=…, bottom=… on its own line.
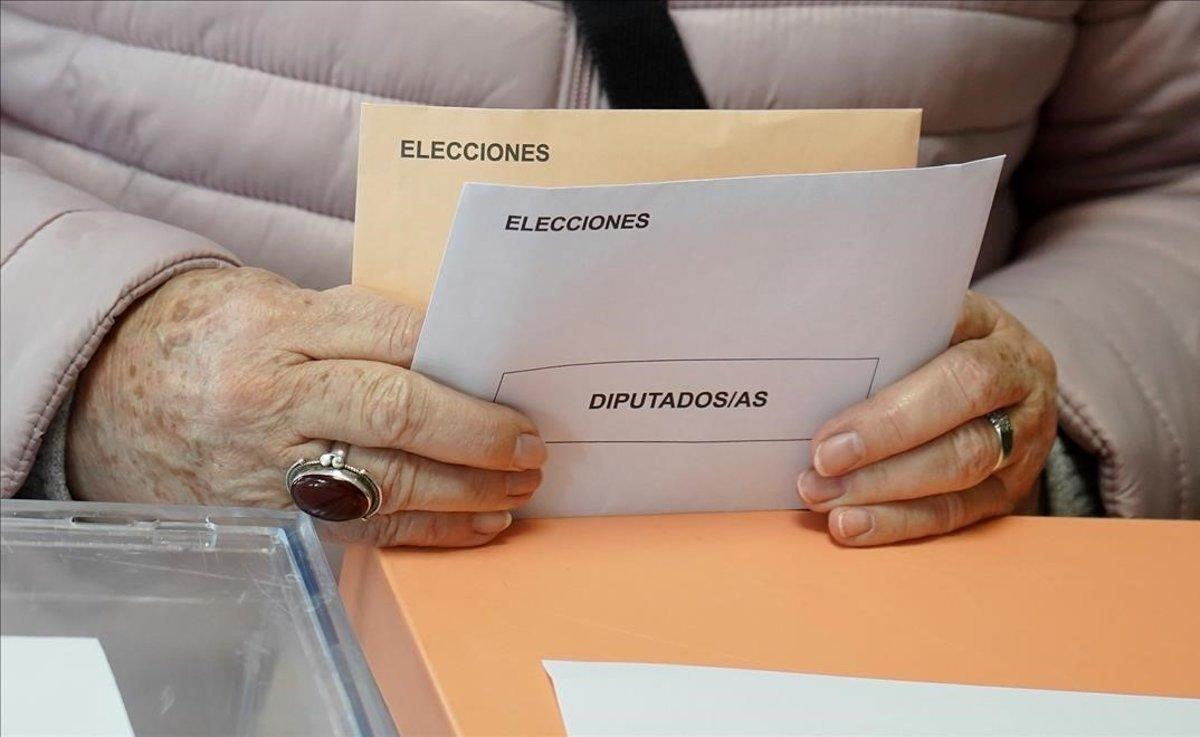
left=16, top=391, right=74, bottom=502
left=1042, top=433, right=1103, bottom=516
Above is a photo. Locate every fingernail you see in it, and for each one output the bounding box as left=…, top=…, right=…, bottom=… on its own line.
left=797, top=469, right=844, bottom=505
left=836, top=508, right=874, bottom=539
left=814, top=432, right=864, bottom=476
left=514, top=434, right=547, bottom=470
left=506, top=469, right=541, bottom=496
left=472, top=511, right=512, bottom=535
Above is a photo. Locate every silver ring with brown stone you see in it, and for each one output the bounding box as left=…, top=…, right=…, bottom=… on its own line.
left=286, top=442, right=382, bottom=522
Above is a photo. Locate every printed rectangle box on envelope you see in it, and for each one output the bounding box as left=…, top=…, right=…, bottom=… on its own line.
left=494, top=358, right=878, bottom=444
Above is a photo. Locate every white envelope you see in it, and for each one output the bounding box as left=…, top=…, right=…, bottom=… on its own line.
left=543, top=660, right=1200, bottom=736
left=413, top=158, right=1004, bottom=518
left=0, top=636, right=134, bottom=737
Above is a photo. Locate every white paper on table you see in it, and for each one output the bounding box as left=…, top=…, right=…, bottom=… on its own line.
left=413, top=158, right=1003, bottom=518
left=542, top=660, right=1200, bottom=736
left=1, top=636, right=135, bottom=737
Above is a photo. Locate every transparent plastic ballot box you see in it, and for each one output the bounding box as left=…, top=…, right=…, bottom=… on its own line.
left=0, top=499, right=398, bottom=737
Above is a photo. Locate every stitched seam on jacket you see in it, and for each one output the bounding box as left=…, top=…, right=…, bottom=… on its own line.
left=1, top=16, right=370, bottom=218
left=568, top=22, right=586, bottom=109
left=1051, top=292, right=1190, bottom=515
left=1121, top=238, right=1200, bottom=281
left=3, top=255, right=238, bottom=496
left=669, top=1, right=1074, bottom=25
left=1056, top=253, right=1200, bottom=366
left=1, top=207, right=98, bottom=269
left=580, top=49, right=597, bottom=109
left=1055, top=252, right=1197, bottom=517
left=552, top=1, right=573, bottom=108
left=9, top=8, right=1046, bottom=150
left=2, top=6, right=559, bottom=109
left=2, top=121, right=353, bottom=225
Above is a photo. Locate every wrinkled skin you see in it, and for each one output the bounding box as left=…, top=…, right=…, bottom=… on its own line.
left=799, top=290, right=1058, bottom=545
left=69, top=267, right=546, bottom=547
left=70, top=268, right=1055, bottom=548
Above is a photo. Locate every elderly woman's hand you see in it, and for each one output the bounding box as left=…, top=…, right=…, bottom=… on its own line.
left=68, top=267, right=546, bottom=547
left=799, top=291, right=1057, bottom=545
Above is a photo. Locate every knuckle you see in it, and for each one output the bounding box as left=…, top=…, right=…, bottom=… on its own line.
left=380, top=305, right=423, bottom=359
left=374, top=511, right=451, bottom=547
left=950, top=422, right=996, bottom=483
left=321, top=284, right=358, bottom=302
left=422, top=513, right=457, bottom=544
left=1025, top=338, right=1058, bottom=385
left=931, top=492, right=967, bottom=533
left=221, top=276, right=288, bottom=328
left=1020, top=378, right=1057, bottom=431
left=240, top=266, right=293, bottom=288
left=372, top=513, right=415, bottom=546
left=942, top=349, right=997, bottom=415
left=289, top=361, right=333, bottom=404
left=361, top=372, right=426, bottom=447
left=380, top=454, right=419, bottom=511
left=879, top=397, right=915, bottom=448
left=359, top=373, right=398, bottom=438
left=467, top=469, right=503, bottom=507
left=395, top=377, right=431, bottom=446
left=323, top=286, right=424, bottom=361
left=893, top=507, right=919, bottom=543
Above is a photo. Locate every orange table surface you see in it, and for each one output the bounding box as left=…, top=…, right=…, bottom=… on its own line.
left=339, top=512, right=1200, bottom=736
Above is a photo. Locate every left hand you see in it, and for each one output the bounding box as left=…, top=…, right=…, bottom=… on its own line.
left=798, top=290, right=1058, bottom=545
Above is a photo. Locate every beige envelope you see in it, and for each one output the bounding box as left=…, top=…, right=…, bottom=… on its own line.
left=352, top=105, right=920, bottom=306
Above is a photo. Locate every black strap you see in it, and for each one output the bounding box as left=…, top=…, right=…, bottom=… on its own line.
left=568, top=0, right=708, bottom=109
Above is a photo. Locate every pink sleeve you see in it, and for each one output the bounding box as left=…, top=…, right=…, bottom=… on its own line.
left=974, top=1, right=1200, bottom=518
left=1, top=154, right=238, bottom=495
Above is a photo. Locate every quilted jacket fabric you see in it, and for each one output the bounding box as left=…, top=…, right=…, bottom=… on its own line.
left=2, top=1, right=1198, bottom=516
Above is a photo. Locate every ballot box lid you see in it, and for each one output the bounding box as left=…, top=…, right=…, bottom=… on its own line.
left=0, top=499, right=396, bottom=737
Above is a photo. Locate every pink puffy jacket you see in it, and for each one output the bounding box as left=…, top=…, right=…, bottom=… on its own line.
left=2, top=1, right=1198, bottom=516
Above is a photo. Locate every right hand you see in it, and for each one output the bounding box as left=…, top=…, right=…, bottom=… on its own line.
left=68, top=267, right=546, bottom=547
